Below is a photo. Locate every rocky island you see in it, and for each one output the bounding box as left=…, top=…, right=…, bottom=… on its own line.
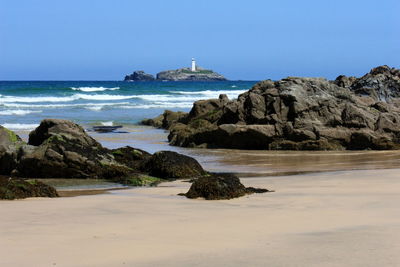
left=143, top=65, right=400, bottom=151
left=124, top=70, right=155, bottom=81
left=124, top=58, right=227, bottom=81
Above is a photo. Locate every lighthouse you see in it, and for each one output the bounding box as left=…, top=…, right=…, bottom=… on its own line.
left=191, top=58, right=196, bottom=72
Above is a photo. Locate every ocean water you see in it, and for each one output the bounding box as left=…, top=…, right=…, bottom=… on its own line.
left=0, top=81, right=256, bottom=130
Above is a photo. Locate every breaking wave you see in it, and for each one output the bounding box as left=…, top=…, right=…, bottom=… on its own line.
left=70, top=87, right=120, bottom=92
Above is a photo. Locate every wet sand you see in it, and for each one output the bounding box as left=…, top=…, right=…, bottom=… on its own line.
left=1, top=168, right=400, bottom=266
left=89, top=126, right=400, bottom=175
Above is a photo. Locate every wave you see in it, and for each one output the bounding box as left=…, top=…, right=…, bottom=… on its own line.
left=0, top=110, right=41, bottom=116
left=0, top=94, right=135, bottom=103
left=100, top=121, right=114, bottom=126
left=1, top=123, right=39, bottom=130
left=0, top=89, right=247, bottom=105
left=120, top=102, right=194, bottom=109
left=70, top=87, right=120, bottom=92
left=2, top=102, right=131, bottom=109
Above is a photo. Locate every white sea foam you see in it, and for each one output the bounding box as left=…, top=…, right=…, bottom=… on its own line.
left=2, top=102, right=131, bottom=108
left=0, top=110, right=41, bottom=116
left=0, top=95, right=77, bottom=103
left=101, top=121, right=114, bottom=126
left=169, top=89, right=247, bottom=98
left=85, top=106, right=104, bottom=111
left=0, top=94, right=135, bottom=103
left=137, top=95, right=205, bottom=102
left=1, top=123, right=39, bottom=130
left=120, top=101, right=194, bottom=109
left=75, top=94, right=135, bottom=101
left=70, top=87, right=120, bottom=92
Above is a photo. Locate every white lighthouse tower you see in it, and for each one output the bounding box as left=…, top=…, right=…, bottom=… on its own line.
left=191, top=58, right=196, bottom=72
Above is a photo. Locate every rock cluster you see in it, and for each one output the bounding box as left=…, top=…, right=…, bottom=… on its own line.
left=147, top=65, right=400, bottom=150
left=124, top=71, right=155, bottom=81
left=0, top=119, right=269, bottom=200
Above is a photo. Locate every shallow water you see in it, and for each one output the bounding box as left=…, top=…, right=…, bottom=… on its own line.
left=17, top=125, right=400, bottom=176
left=68, top=126, right=400, bottom=175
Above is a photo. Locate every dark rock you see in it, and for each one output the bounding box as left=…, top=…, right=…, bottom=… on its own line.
left=144, top=151, right=206, bottom=179
left=349, top=65, right=400, bottom=101
left=182, top=173, right=270, bottom=200
left=124, top=71, right=155, bottom=81
left=17, top=119, right=131, bottom=179
left=0, top=127, right=24, bottom=175
left=141, top=114, right=164, bottom=128
left=92, top=125, right=123, bottom=133
left=141, top=110, right=188, bottom=129
left=111, top=146, right=151, bottom=170
left=29, top=119, right=99, bottom=147
left=162, top=110, right=188, bottom=129
left=0, top=176, right=58, bottom=200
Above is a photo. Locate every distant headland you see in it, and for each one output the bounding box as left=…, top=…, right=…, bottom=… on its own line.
left=124, top=58, right=227, bottom=81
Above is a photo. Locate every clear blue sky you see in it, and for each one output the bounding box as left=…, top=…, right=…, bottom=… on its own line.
left=1, top=0, right=399, bottom=80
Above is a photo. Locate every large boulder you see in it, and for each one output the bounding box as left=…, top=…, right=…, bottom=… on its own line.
left=16, top=119, right=131, bottom=179
left=151, top=66, right=400, bottom=150
left=0, top=127, right=25, bottom=175
left=29, top=119, right=99, bottom=147
left=182, top=173, right=269, bottom=200
left=0, top=176, right=58, bottom=200
left=144, top=151, right=206, bottom=179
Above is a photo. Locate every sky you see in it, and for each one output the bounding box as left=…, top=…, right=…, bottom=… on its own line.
left=0, top=0, right=399, bottom=80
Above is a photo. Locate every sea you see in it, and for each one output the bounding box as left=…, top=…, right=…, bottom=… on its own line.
left=1, top=79, right=399, bottom=177
left=0, top=81, right=257, bottom=130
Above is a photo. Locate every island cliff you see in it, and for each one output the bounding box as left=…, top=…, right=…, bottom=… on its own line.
left=156, top=67, right=226, bottom=81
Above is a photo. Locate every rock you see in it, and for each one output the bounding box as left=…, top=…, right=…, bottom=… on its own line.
left=144, top=151, right=206, bottom=179
left=349, top=65, right=400, bottom=101
left=0, top=176, right=58, bottom=200
left=150, top=65, right=400, bottom=150
left=141, top=110, right=188, bottom=129
left=162, top=110, right=188, bottom=129
left=124, top=71, right=155, bottom=81
left=29, top=119, right=99, bottom=147
left=182, top=173, right=269, bottom=200
left=0, top=127, right=24, bottom=175
left=111, top=146, right=151, bottom=170
left=17, top=119, right=131, bottom=179
left=156, top=67, right=226, bottom=81
left=141, top=114, right=164, bottom=128
left=334, top=75, right=357, bottom=88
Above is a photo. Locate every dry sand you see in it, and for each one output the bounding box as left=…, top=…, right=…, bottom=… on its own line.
left=1, top=168, right=400, bottom=267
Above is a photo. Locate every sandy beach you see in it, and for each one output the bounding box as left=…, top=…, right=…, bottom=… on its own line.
left=1, top=168, right=399, bottom=267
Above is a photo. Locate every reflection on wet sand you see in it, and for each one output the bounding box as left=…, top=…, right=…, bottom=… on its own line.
left=89, top=126, right=400, bottom=176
